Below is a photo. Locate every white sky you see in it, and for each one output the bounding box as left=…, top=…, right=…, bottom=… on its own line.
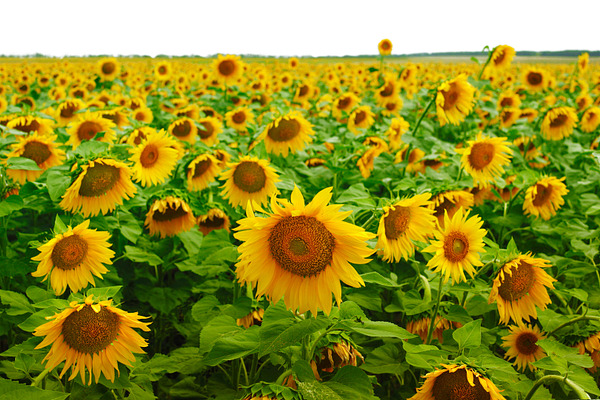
left=2, top=0, right=598, bottom=57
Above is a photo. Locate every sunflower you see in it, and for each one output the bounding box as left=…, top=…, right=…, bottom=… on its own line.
left=197, top=208, right=231, bottom=236
left=576, top=92, right=593, bottom=112
left=5, top=133, right=65, bottom=184
left=581, top=106, right=600, bottom=133
left=60, top=158, right=137, bottom=218
left=259, top=111, right=314, bottom=156
left=347, top=105, right=375, bottom=134
left=522, top=176, right=568, bottom=220
left=381, top=97, right=403, bottom=117
left=578, top=52, right=589, bottom=73
left=574, top=331, right=600, bottom=373
left=409, top=364, right=506, bottom=400
left=522, top=67, right=547, bottom=92
left=220, top=156, right=279, bottom=208
left=540, top=106, right=578, bottom=140
left=497, top=91, right=521, bottom=110
left=332, top=92, right=360, bottom=120
left=186, top=154, right=222, bottom=192
left=386, top=117, right=410, bottom=151
left=374, top=75, right=398, bottom=106
left=378, top=39, right=393, bottom=56
left=213, top=54, right=244, bottom=84
left=311, top=338, right=364, bottom=380
left=66, top=112, right=116, bottom=149
left=235, top=186, right=374, bottom=315
left=124, top=126, right=156, bottom=146
left=502, top=324, right=547, bottom=372
left=236, top=308, right=264, bottom=329
left=197, top=116, right=222, bottom=146
left=490, top=45, right=515, bottom=70
left=458, top=133, right=513, bottom=188
left=167, top=117, right=197, bottom=143
left=129, top=130, right=179, bottom=187
left=97, top=57, right=120, bottom=81
left=423, top=208, right=486, bottom=284
left=100, top=107, right=129, bottom=129
left=6, top=115, right=54, bottom=136
left=436, top=74, right=475, bottom=126
left=33, top=295, right=150, bottom=385
left=430, top=190, right=474, bottom=228
left=406, top=315, right=456, bottom=344
left=225, top=106, right=254, bottom=133
left=154, top=60, right=172, bottom=81
left=31, top=220, right=114, bottom=295
left=55, top=99, right=86, bottom=126
left=489, top=253, right=556, bottom=324
left=145, top=196, right=196, bottom=238
left=376, top=193, right=436, bottom=262
left=131, top=106, right=154, bottom=124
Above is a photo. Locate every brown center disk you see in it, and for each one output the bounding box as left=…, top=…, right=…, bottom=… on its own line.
left=386, top=102, right=397, bottom=111
left=199, top=122, right=214, bottom=139
left=21, top=141, right=52, bottom=165
left=152, top=205, right=188, bottom=222
left=354, top=111, right=367, bottom=125
left=218, top=60, right=235, bottom=76
left=51, top=234, right=88, bottom=270
left=443, top=231, right=469, bottom=262
left=232, top=161, right=266, bottom=193
left=527, top=72, right=542, bottom=86
left=62, top=304, right=120, bottom=354
left=380, top=82, right=394, bottom=97
left=140, top=144, right=159, bottom=168
left=158, top=66, right=167, bottom=75
left=199, top=216, right=225, bottom=229
left=60, top=102, right=79, bottom=118
left=101, top=62, right=115, bottom=75
left=498, top=261, right=535, bottom=301
left=192, top=158, right=212, bottom=178
left=172, top=120, right=192, bottom=137
left=500, top=97, right=514, bottom=108
left=384, top=206, right=411, bottom=239
left=549, top=114, right=567, bottom=128
left=468, top=142, right=495, bottom=170
left=442, top=86, right=459, bottom=110
left=434, top=197, right=456, bottom=219
left=494, top=50, right=506, bottom=65
left=516, top=331, right=539, bottom=355
left=532, top=184, right=552, bottom=206
left=232, top=111, right=246, bottom=124
left=381, top=41, right=391, bottom=50
left=268, top=118, right=300, bottom=142
left=77, top=121, right=103, bottom=141
left=14, top=120, right=40, bottom=134
left=337, top=96, right=351, bottom=110
left=298, top=85, right=309, bottom=97
left=268, top=215, right=335, bottom=277
left=432, top=369, right=490, bottom=400
left=78, top=163, right=120, bottom=197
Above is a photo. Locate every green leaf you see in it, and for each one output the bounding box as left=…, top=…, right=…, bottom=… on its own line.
left=6, top=157, right=41, bottom=171
left=25, top=286, right=53, bottom=303
left=536, top=339, right=594, bottom=369
left=441, top=304, right=472, bottom=324
left=204, top=326, right=260, bottom=365
left=403, top=342, right=449, bottom=370
left=46, top=169, right=71, bottom=202
left=293, top=359, right=317, bottom=382
left=342, top=320, right=414, bottom=340
left=339, top=301, right=366, bottom=320
left=360, top=272, right=403, bottom=288
left=259, top=317, right=328, bottom=357
left=0, top=196, right=24, bottom=218
left=452, top=319, right=481, bottom=351
left=326, top=366, right=376, bottom=399
left=567, top=364, right=600, bottom=395
left=124, top=246, right=163, bottom=266
left=73, top=140, right=110, bottom=158
left=297, top=381, right=342, bottom=400
left=199, top=315, right=242, bottom=354
left=86, top=286, right=122, bottom=301
left=116, top=209, right=142, bottom=244
left=336, top=184, right=375, bottom=207
left=0, top=377, right=69, bottom=400
left=18, top=307, right=61, bottom=332
left=360, top=344, right=406, bottom=375
left=178, top=229, right=204, bottom=256
left=53, top=215, right=68, bottom=234
left=0, top=290, right=34, bottom=316
left=191, top=295, right=220, bottom=322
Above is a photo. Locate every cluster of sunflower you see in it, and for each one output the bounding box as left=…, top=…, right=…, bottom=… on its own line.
left=0, top=42, right=599, bottom=399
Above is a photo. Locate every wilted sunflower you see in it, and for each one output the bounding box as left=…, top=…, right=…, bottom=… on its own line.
left=66, top=112, right=116, bottom=149
left=6, top=115, right=54, bottom=136
left=458, top=133, right=513, bottom=188
left=60, top=158, right=137, bottom=217
left=489, top=253, right=555, bottom=324
left=6, top=133, right=65, bottom=184
left=129, top=130, right=179, bottom=187
left=31, top=220, right=114, bottom=295
left=97, top=57, right=120, bottom=81
left=436, top=74, right=475, bottom=126
left=502, top=324, right=547, bottom=372
left=220, top=156, right=279, bottom=208
left=213, top=54, right=244, bottom=84
left=347, top=105, right=375, bottom=134
left=33, top=295, right=150, bottom=385
left=197, top=208, right=230, bottom=236
left=235, top=186, right=374, bottom=315
left=259, top=111, right=314, bottom=156
left=490, top=45, right=515, bottom=70
left=430, top=190, right=474, bottom=228
left=197, top=116, right=222, bottom=146
left=225, top=106, right=254, bottom=132
left=522, top=67, right=547, bottom=92
left=540, top=106, right=578, bottom=140
left=376, top=193, right=436, bottom=262
left=167, top=117, right=197, bottom=143
left=409, top=364, right=506, bottom=400
left=581, top=106, right=600, bottom=133
left=378, top=39, right=393, bottom=56
left=386, top=117, right=410, bottom=151
left=145, top=196, right=196, bottom=238
left=186, top=153, right=222, bottom=192
left=406, top=315, right=457, bottom=344
left=236, top=308, right=264, bottom=329
left=311, top=338, right=364, bottom=380
left=522, top=176, right=568, bottom=220
left=574, top=331, right=600, bottom=373
left=423, top=208, right=486, bottom=284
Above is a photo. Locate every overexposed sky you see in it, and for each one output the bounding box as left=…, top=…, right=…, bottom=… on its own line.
left=2, top=0, right=598, bottom=57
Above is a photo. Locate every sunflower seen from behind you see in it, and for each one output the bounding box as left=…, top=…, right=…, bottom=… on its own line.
left=235, top=186, right=374, bottom=316
left=458, top=133, right=513, bottom=188
left=31, top=220, right=114, bottom=295
left=129, top=130, right=179, bottom=187
left=522, top=176, right=568, bottom=220
left=220, top=156, right=279, bottom=208
left=436, top=74, right=475, bottom=126
left=5, top=133, right=65, bottom=184
left=33, top=295, right=150, bottom=385
left=501, top=324, right=547, bottom=372
left=259, top=111, right=314, bottom=157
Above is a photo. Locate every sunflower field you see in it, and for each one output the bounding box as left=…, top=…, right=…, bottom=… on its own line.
left=0, top=43, right=600, bottom=400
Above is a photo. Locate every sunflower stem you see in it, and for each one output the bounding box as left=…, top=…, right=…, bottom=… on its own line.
left=30, top=368, right=50, bottom=387
left=425, top=277, right=444, bottom=345
left=477, top=46, right=494, bottom=80
left=275, top=369, right=293, bottom=385
left=249, top=353, right=259, bottom=382
left=307, top=323, right=342, bottom=362
left=523, top=375, right=590, bottom=400
left=548, top=315, right=600, bottom=338
left=412, top=95, right=436, bottom=138
left=240, top=357, right=249, bottom=386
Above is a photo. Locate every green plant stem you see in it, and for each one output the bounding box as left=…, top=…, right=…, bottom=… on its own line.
left=240, top=357, right=249, bottom=386
left=275, top=369, right=293, bottom=385
left=523, top=375, right=590, bottom=400
left=477, top=46, right=494, bottom=80
left=249, top=353, right=259, bottom=382
left=426, top=277, right=444, bottom=345
left=412, top=95, right=436, bottom=137
left=307, top=323, right=342, bottom=362
left=31, top=369, right=50, bottom=387
left=548, top=315, right=600, bottom=338
left=216, top=364, right=232, bottom=385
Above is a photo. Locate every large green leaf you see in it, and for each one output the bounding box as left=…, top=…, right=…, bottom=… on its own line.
left=452, top=319, right=481, bottom=351
left=0, top=377, right=69, bottom=400
left=124, top=246, right=163, bottom=266
left=204, top=326, right=260, bottom=365
left=0, top=290, right=34, bottom=316
left=259, top=317, right=328, bottom=357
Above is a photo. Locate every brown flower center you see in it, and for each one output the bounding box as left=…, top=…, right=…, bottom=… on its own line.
left=381, top=41, right=391, bottom=50
left=199, top=215, right=225, bottom=229
left=432, top=368, right=490, bottom=400
left=500, top=97, right=513, bottom=108
left=268, top=118, right=300, bottom=142
left=379, top=82, right=394, bottom=97
left=386, top=102, right=397, bottom=111
left=21, top=141, right=52, bottom=165
left=191, top=158, right=212, bottom=178
left=78, top=163, right=120, bottom=197
left=62, top=305, right=120, bottom=354
left=516, top=331, right=540, bottom=355
left=232, top=111, right=246, bottom=124
left=532, top=184, right=552, bottom=206
left=13, top=119, right=40, bottom=134
left=468, top=142, right=495, bottom=170
left=140, top=144, right=159, bottom=168
left=77, top=121, right=103, bottom=141
left=443, top=232, right=469, bottom=262
left=498, top=261, right=535, bottom=301
left=218, top=60, right=235, bottom=76
left=384, top=206, right=411, bottom=239
left=268, top=215, right=335, bottom=277
left=172, top=120, right=192, bottom=137
left=158, top=66, right=167, bottom=75
left=337, top=96, right=351, bottom=110
left=494, top=50, right=506, bottom=65
left=101, top=62, right=115, bottom=75
left=527, top=72, right=542, bottom=86
left=354, top=110, right=367, bottom=125
left=199, top=121, right=215, bottom=139
left=442, top=84, right=459, bottom=110
left=549, top=114, right=567, bottom=128
left=51, top=234, right=88, bottom=270
left=152, top=204, right=189, bottom=222
left=60, top=102, right=79, bottom=119
left=232, top=161, right=266, bottom=193
left=298, top=85, right=309, bottom=97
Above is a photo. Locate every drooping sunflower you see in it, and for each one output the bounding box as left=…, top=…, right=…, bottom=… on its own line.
left=167, top=117, right=197, bottom=143
left=357, top=137, right=389, bottom=179
left=409, top=364, right=506, bottom=400
left=97, top=57, right=120, bottom=81
left=235, top=186, right=374, bottom=315
left=33, top=295, right=150, bottom=385
left=502, top=324, right=547, bottom=372
left=197, top=208, right=230, bottom=236
left=213, top=54, right=244, bottom=84
left=6, top=115, right=54, bottom=136
left=458, top=133, right=513, bottom=188
left=31, top=220, right=114, bottom=295
left=489, top=253, right=556, bottom=324
left=66, top=112, right=116, bottom=149
left=490, top=45, right=516, bottom=70
left=436, top=74, right=475, bottom=126
left=522, top=176, right=568, bottom=220
left=581, top=106, right=600, bottom=133
left=376, top=193, right=436, bottom=262
left=574, top=331, right=600, bottom=373
left=236, top=308, right=264, bottom=329
left=129, top=130, right=179, bottom=187
left=347, top=105, right=375, bottom=134
left=186, top=153, right=222, bottom=192
left=406, top=315, right=458, bottom=344
left=540, top=106, right=578, bottom=140
left=197, top=116, right=222, bottom=146
left=220, top=156, right=279, bottom=208
left=259, top=111, right=314, bottom=156
left=144, top=196, right=196, bottom=238
left=522, top=67, right=548, bottom=92
left=55, top=99, right=86, bottom=126
left=423, top=208, right=486, bottom=284
left=378, top=39, right=393, bottom=56
left=430, top=190, right=475, bottom=228
left=60, top=158, right=137, bottom=218
left=385, top=117, right=410, bottom=151
left=225, top=106, right=255, bottom=133
left=311, top=338, right=364, bottom=380
left=5, top=133, right=65, bottom=184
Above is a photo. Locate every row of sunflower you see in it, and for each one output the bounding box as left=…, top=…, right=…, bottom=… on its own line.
left=0, top=43, right=599, bottom=399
